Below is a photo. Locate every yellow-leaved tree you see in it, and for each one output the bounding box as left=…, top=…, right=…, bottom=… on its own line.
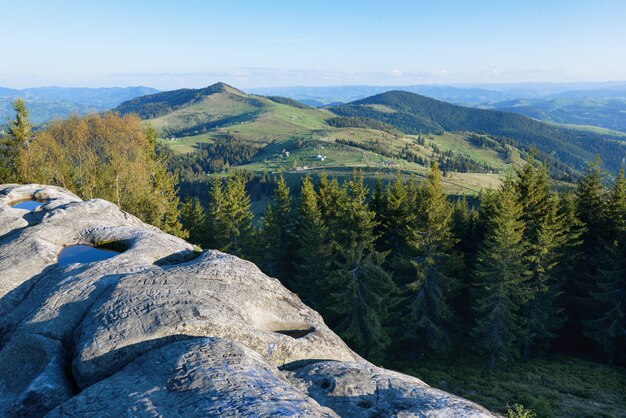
left=18, top=112, right=187, bottom=238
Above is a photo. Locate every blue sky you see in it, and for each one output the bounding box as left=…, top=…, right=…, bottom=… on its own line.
left=2, top=0, right=625, bottom=89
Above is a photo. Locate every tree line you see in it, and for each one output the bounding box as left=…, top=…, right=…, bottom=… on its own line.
left=181, top=160, right=625, bottom=367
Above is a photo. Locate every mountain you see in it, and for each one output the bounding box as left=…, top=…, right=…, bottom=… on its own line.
left=247, top=85, right=516, bottom=107
left=330, top=90, right=626, bottom=172
left=114, top=83, right=626, bottom=201
left=248, top=82, right=626, bottom=106
left=248, top=83, right=626, bottom=132
left=0, top=86, right=159, bottom=125
left=115, top=82, right=331, bottom=142
left=116, top=83, right=532, bottom=195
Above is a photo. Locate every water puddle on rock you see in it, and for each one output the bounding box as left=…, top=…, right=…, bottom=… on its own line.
left=58, top=245, right=120, bottom=266
left=9, top=199, right=47, bottom=211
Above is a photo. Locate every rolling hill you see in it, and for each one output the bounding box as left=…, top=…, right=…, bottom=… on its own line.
left=113, top=82, right=626, bottom=200
left=248, top=83, right=626, bottom=133
left=330, top=91, right=626, bottom=172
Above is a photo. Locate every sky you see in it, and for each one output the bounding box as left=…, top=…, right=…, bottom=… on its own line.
left=2, top=0, right=626, bottom=89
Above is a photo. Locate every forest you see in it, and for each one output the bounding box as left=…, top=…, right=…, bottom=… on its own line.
left=179, top=159, right=625, bottom=367
left=1, top=100, right=624, bottom=416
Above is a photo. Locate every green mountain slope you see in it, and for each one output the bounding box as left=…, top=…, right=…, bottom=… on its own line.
left=116, top=83, right=619, bottom=195
left=330, top=91, right=626, bottom=172
left=116, top=82, right=331, bottom=143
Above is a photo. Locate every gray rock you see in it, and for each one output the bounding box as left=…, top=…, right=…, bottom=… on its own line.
left=282, top=360, right=493, bottom=417
left=0, top=184, right=497, bottom=417
left=47, top=337, right=337, bottom=417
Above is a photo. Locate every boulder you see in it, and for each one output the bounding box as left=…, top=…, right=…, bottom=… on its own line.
left=0, top=184, right=496, bottom=417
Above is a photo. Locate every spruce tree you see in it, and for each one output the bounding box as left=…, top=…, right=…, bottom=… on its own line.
left=522, top=194, right=568, bottom=356
left=378, top=173, right=415, bottom=284
left=8, top=99, right=32, bottom=145
left=0, top=99, right=31, bottom=183
left=222, top=172, right=255, bottom=258
left=401, top=162, right=461, bottom=357
left=472, top=179, right=529, bottom=368
left=568, top=158, right=609, bottom=348
left=317, top=173, right=343, bottom=233
left=261, top=176, right=294, bottom=281
left=321, top=172, right=394, bottom=362
left=605, top=167, right=626, bottom=235
left=180, top=197, right=209, bottom=246
left=514, top=161, right=568, bottom=356
left=207, top=176, right=228, bottom=249
left=206, top=173, right=254, bottom=258
left=584, top=169, right=626, bottom=364
left=293, top=177, right=333, bottom=307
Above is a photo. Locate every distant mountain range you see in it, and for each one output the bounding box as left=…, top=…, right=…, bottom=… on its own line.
left=3, top=82, right=626, bottom=134
left=0, top=86, right=159, bottom=125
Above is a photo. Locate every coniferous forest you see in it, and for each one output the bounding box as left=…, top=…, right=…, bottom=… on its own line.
left=2, top=100, right=625, bottom=416
left=179, top=160, right=625, bottom=370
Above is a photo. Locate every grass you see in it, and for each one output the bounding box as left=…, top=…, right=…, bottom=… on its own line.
left=157, top=133, right=217, bottom=154
left=399, top=355, right=626, bottom=418
left=148, top=91, right=262, bottom=133
left=428, top=132, right=512, bottom=169
left=546, top=121, right=626, bottom=138
left=235, top=139, right=501, bottom=196
left=152, top=87, right=519, bottom=194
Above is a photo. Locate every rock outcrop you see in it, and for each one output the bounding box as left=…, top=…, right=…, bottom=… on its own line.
left=0, top=184, right=496, bottom=417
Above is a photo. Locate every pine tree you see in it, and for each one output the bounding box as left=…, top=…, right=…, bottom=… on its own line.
left=321, top=172, right=394, bottom=362
left=401, top=162, right=461, bottom=357
left=472, top=179, right=529, bottom=368
left=261, top=176, right=294, bottom=281
left=293, top=176, right=331, bottom=306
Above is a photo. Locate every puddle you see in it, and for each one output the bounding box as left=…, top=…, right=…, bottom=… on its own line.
left=274, top=327, right=315, bottom=339
left=58, top=245, right=120, bottom=266
left=9, top=199, right=47, bottom=211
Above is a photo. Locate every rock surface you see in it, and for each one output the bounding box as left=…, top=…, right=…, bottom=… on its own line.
left=0, top=184, right=497, bottom=417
